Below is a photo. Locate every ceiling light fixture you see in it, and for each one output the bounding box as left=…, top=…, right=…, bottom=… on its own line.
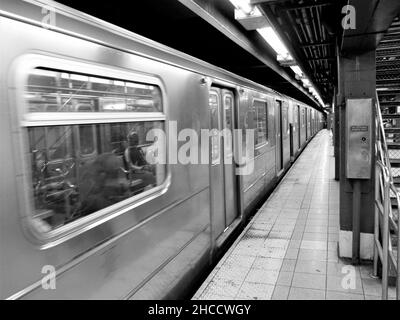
left=229, top=0, right=254, bottom=15
left=257, top=27, right=293, bottom=62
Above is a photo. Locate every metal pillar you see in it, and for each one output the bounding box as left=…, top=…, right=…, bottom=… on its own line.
left=352, top=180, right=361, bottom=264
left=337, top=50, right=376, bottom=261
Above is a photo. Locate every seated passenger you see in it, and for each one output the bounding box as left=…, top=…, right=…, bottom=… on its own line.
left=78, top=153, right=129, bottom=216
left=124, top=131, right=156, bottom=191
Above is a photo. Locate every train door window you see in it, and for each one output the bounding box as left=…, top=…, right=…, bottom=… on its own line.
left=44, top=126, right=73, bottom=161
left=75, top=104, right=97, bottom=157
left=209, top=92, right=221, bottom=165
left=223, top=94, right=234, bottom=158
left=23, top=67, right=167, bottom=235
left=254, top=99, right=268, bottom=147
left=78, top=125, right=96, bottom=156
left=282, top=104, right=288, bottom=137
left=302, top=108, right=305, bottom=127
left=297, top=105, right=301, bottom=147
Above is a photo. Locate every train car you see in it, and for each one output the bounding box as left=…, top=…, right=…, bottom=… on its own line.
left=0, top=0, right=325, bottom=299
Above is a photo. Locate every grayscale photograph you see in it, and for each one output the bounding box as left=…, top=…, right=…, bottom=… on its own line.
left=1, top=0, right=400, bottom=307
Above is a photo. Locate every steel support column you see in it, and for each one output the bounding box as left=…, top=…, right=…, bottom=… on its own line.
left=337, top=50, right=376, bottom=260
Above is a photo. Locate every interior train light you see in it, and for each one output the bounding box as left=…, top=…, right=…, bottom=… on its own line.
left=229, top=0, right=254, bottom=15
left=257, top=27, right=293, bottom=62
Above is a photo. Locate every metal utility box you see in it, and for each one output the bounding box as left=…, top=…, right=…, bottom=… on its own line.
left=345, top=98, right=373, bottom=179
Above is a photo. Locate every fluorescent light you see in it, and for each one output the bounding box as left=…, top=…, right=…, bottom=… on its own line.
left=257, top=27, right=292, bottom=61
left=301, top=78, right=311, bottom=87
left=234, top=6, right=262, bottom=19
left=229, top=0, right=254, bottom=15
left=248, top=13, right=325, bottom=107
left=290, top=65, right=303, bottom=77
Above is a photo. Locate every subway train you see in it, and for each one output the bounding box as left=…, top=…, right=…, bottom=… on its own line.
left=0, top=0, right=325, bottom=299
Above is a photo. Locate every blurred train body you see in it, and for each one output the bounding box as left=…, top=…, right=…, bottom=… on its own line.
left=0, top=0, right=325, bottom=299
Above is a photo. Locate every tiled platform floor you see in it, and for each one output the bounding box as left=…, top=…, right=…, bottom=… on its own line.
left=193, top=129, right=396, bottom=300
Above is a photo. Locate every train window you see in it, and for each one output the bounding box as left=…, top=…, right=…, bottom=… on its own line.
left=27, top=68, right=162, bottom=113
left=254, top=100, right=268, bottom=147
left=302, top=109, right=305, bottom=127
left=23, top=67, right=166, bottom=234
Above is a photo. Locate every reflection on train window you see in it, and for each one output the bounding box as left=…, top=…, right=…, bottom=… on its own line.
left=27, top=68, right=162, bottom=113
left=45, top=126, right=73, bottom=161
left=28, top=122, right=165, bottom=231
left=24, top=68, right=166, bottom=233
left=254, top=100, right=268, bottom=147
left=302, top=109, right=305, bottom=127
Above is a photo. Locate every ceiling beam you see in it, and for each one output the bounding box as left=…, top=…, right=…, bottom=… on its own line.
left=177, top=0, right=322, bottom=108
left=250, top=0, right=334, bottom=10
left=301, top=41, right=335, bottom=48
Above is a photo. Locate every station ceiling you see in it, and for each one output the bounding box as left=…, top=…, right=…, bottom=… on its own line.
left=57, top=0, right=400, bottom=111
left=377, top=17, right=400, bottom=107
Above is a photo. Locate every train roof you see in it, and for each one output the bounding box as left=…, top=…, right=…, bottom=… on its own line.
left=0, top=0, right=321, bottom=111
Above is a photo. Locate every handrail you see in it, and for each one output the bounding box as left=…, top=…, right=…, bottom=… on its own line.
left=374, top=93, right=400, bottom=300
left=376, top=94, right=392, bottom=173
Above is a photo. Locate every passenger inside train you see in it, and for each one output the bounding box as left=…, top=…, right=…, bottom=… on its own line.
left=124, top=130, right=156, bottom=191
left=78, top=153, right=130, bottom=216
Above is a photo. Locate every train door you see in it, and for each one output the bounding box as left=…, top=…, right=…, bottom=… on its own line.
left=289, top=105, right=294, bottom=159
left=305, top=108, right=308, bottom=141
left=209, top=87, right=238, bottom=238
left=297, top=105, right=301, bottom=149
left=222, top=90, right=237, bottom=227
left=275, top=100, right=283, bottom=173
left=312, top=110, right=315, bottom=135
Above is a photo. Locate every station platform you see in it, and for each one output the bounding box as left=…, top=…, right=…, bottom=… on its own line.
left=193, top=130, right=396, bottom=300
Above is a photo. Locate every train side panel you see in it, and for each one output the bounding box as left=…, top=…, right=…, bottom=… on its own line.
left=240, top=90, right=277, bottom=216
left=1, top=17, right=211, bottom=299
left=0, top=2, right=326, bottom=300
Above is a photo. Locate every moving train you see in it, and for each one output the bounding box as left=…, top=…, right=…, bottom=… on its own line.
left=0, top=0, right=325, bottom=299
